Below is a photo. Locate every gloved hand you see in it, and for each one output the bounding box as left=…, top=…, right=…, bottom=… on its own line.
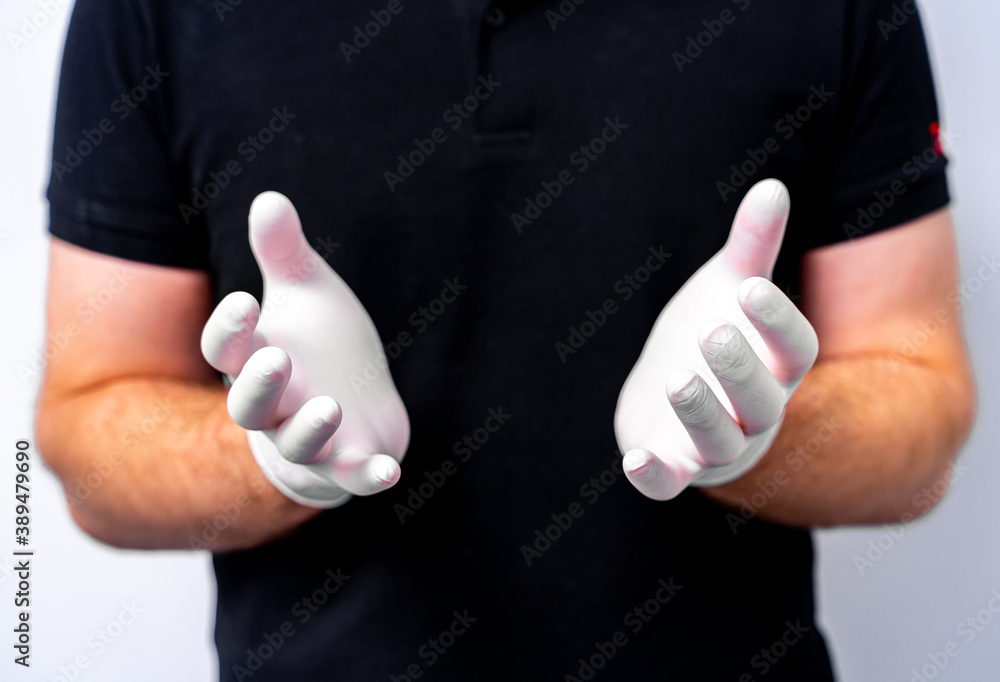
left=201, top=191, right=410, bottom=508
left=614, top=179, right=819, bottom=500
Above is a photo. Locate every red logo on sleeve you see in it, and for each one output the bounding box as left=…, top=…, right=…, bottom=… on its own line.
left=929, top=122, right=943, bottom=156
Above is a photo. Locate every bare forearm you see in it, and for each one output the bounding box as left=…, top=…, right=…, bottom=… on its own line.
left=701, top=355, right=976, bottom=527
left=35, top=377, right=319, bottom=550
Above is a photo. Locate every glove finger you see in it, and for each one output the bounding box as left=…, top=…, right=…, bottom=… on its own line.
left=274, top=396, right=343, bottom=464
left=699, top=320, right=786, bottom=435
left=201, top=291, right=260, bottom=377
left=622, top=448, right=700, bottom=501
left=227, top=346, right=291, bottom=430
left=721, top=178, right=790, bottom=279
left=738, top=277, right=819, bottom=386
left=325, top=447, right=400, bottom=496
left=248, top=191, right=322, bottom=285
left=666, top=369, right=746, bottom=466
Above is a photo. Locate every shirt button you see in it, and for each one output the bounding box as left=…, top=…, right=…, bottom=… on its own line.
left=483, top=5, right=506, bottom=29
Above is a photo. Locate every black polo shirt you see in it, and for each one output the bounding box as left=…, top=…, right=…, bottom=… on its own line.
left=47, top=0, right=948, bottom=679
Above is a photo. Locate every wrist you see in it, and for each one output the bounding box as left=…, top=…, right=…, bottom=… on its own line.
left=245, top=429, right=353, bottom=509
left=689, top=416, right=784, bottom=487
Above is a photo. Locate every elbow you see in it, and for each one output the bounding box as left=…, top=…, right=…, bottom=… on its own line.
left=64, top=502, right=145, bottom=550
left=33, top=387, right=96, bottom=487
left=33, top=396, right=69, bottom=482
left=34, top=398, right=134, bottom=549
left=66, top=502, right=117, bottom=547
left=954, top=364, right=979, bottom=454
left=899, top=365, right=979, bottom=523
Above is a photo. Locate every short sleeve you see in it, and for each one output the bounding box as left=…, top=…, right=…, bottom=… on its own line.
left=818, top=0, right=950, bottom=248
left=45, top=0, right=208, bottom=269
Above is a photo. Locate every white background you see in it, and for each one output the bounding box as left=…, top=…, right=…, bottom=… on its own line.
left=0, top=1, right=997, bottom=680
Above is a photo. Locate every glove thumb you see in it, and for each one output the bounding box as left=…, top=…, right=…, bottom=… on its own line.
left=720, top=178, right=790, bottom=279
left=249, top=191, right=318, bottom=284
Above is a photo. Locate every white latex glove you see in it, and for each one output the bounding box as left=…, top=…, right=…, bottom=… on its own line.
left=201, top=192, right=410, bottom=508
left=614, top=179, right=819, bottom=500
